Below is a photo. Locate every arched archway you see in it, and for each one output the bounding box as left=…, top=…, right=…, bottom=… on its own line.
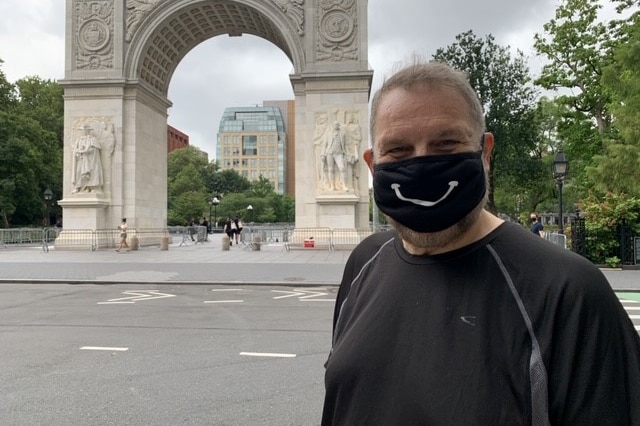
left=59, top=0, right=372, bottom=245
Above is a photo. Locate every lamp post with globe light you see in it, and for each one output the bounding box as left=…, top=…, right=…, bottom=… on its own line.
left=552, top=151, right=568, bottom=234
left=247, top=205, right=254, bottom=224
left=43, top=187, right=53, bottom=226
left=209, top=196, right=220, bottom=232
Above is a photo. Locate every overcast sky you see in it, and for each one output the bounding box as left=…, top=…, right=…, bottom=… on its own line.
left=0, top=0, right=621, bottom=159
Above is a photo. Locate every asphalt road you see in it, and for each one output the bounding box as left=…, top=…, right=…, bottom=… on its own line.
left=2, top=283, right=638, bottom=426
left=0, top=283, right=336, bottom=426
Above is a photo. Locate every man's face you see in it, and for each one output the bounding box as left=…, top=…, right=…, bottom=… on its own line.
left=364, top=84, right=494, bottom=251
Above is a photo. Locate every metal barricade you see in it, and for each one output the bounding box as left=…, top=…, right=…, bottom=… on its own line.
left=284, top=227, right=333, bottom=251
left=544, top=232, right=567, bottom=249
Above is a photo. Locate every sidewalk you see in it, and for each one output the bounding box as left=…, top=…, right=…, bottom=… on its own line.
left=1, top=235, right=640, bottom=290
left=0, top=235, right=350, bottom=286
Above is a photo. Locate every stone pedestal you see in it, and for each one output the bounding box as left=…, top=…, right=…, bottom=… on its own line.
left=55, top=195, right=110, bottom=250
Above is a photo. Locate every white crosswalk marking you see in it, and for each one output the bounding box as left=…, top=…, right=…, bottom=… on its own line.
left=619, top=297, right=640, bottom=334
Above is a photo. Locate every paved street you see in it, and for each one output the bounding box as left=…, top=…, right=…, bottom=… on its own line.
left=0, top=283, right=335, bottom=426
left=617, top=291, right=640, bottom=333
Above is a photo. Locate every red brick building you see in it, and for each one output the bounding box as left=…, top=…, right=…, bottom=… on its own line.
left=167, top=125, right=189, bottom=152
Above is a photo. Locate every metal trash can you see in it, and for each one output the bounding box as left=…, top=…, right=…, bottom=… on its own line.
left=222, top=235, right=230, bottom=251
left=160, top=236, right=169, bottom=251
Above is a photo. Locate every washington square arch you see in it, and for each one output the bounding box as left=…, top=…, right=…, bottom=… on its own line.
left=57, top=0, right=372, bottom=245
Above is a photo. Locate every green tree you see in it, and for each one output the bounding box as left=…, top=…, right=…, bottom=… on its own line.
left=15, top=77, right=64, bottom=144
left=534, top=0, right=640, bottom=206
left=249, top=176, right=275, bottom=197
left=433, top=30, right=540, bottom=214
left=0, top=112, right=59, bottom=227
left=534, top=0, right=616, bottom=136
left=0, top=59, right=16, bottom=112
left=0, top=63, right=63, bottom=227
left=211, top=169, right=252, bottom=196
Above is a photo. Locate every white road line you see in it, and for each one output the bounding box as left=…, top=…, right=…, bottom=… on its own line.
left=625, top=307, right=640, bottom=311
left=636, top=325, right=640, bottom=331
left=301, top=299, right=335, bottom=302
left=97, top=301, right=135, bottom=304
left=80, top=346, right=129, bottom=351
left=204, top=300, right=244, bottom=303
left=211, top=289, right=244, bottom=292
left=629, top=315, right=640, bottom=319
left=239, top=352, right=296, bottom=358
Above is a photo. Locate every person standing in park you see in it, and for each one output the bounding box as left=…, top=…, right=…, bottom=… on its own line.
left=223, top=217, right=236, bottom=246
left=116, top=218, right=129, bottom=252
left=530, top=212, right=544, bottom=237
left=233, top=216, right=243, bottom=245
left=322, top=61, right=640, bottom=425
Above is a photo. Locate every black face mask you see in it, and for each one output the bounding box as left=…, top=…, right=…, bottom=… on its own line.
left=373, top=150, right=486, bottom=233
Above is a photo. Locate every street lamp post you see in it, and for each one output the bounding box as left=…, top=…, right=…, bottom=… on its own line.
left=247, top=205, right=254, bottom=224
left=43, top=187, right=53, bottom=226
left=553, top=151, right=569, bottom=234
left=210, top=197, right=220, bottom=231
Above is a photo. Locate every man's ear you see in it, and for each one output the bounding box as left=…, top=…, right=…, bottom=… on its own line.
left=482, top=133, right=494, bottom=170
left=363, top=149, right=375, bottom=175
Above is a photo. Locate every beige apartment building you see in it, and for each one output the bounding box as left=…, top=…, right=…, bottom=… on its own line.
left=216, top=101, right=294, bottom=196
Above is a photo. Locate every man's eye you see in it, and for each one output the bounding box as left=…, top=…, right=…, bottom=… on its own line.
left=386, top=147, right=411, bottom=157
left=434, top=140, right=460, bottom=151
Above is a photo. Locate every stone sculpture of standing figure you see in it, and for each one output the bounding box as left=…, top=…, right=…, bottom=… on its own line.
left=321, top=121, right=348, bottom=191
left=72, top=124, right=104, bottom=193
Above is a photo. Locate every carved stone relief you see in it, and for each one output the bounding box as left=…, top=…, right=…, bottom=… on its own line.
left=313, top=108, right=362, bottom=195
left=75, top=1, right=114, bottom=70
left=316, top=0, right=358, bottom=61
left=126, top=0, right=162, bottom=42
left=70, top=117, right=116, bottom=194
left=273, top=0, right=305, bottom=36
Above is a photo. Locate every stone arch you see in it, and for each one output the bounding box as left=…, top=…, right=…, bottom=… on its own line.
left=59, top=0, right=372, bottom=247
left=124, top=0, right=306, bottom=96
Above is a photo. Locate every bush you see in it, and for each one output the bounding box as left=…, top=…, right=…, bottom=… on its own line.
left=580, top=192, right=640, bottom=264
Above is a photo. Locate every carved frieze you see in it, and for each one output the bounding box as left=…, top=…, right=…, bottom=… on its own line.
left=316, top=0, right=358, bottom=61
left=273, top=0, right=305, bottom=36
left=126, top=0, right=162, bottom=42
left=74, top=0, right=114, bottom=70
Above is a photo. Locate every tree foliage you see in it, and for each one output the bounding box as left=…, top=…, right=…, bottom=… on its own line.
left=580, top=191, right=640, bottom=265
left=534, top=0, right=615, bottom=135
left=166, top=146, right=294, bottom=225
left=0, top=62, right=63, bottom=228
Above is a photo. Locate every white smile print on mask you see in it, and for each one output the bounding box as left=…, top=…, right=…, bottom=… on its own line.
left=391, top=181, right=459, bottom=207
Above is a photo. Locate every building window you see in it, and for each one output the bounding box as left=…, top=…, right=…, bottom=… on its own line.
left=243, top=135, right=257, bottom=155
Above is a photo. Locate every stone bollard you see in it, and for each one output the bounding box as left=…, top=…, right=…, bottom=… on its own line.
left=130, top=236, right=139, bottom=251
left=252, top=235, right=261, bottom=251
left=222, top=235, right=230, bottom=251
left=160, top=236, right=169, bottom=251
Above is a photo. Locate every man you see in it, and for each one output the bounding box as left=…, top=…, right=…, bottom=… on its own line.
left=530, top=213, right=544, bottom=237
left=322, top=61, right=640, bottom=425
